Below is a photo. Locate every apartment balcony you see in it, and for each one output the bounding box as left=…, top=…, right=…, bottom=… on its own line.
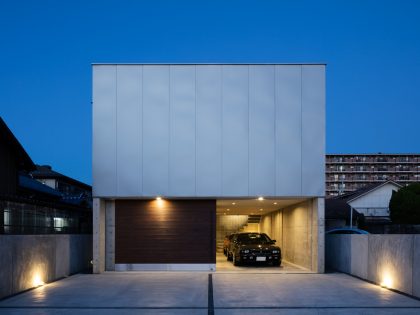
left=326, top=169, right=419, bottom=173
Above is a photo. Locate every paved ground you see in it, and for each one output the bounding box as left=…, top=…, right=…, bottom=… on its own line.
left=1, top=272, right=420, bottom=314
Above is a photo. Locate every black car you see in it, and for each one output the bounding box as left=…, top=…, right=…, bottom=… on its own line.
left=227, top=232, right=281, bottom=266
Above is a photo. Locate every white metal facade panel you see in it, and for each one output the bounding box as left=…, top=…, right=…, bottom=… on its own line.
left=92, top=65, right=117, bottom=196
left=142, top=65, right=170, bottom=196
left=249, top=65, right=276, bottom=196
left=301, top=65, right=325, bottom=196
left=221, top=66, right=249, bottom=196
left=92, top=64, right=325, bottom=198
left=169, top=66, right=196, bottom=196
left=196, top=66, right=222, bottom=196
left=275, top=66, right=302, bottom=196
left=116, top=65, right=142, bottom=196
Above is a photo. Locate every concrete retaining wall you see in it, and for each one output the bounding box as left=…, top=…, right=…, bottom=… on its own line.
left=0, top=234, right=92, bottom=299
left=326, top=234, right=420, bottom=298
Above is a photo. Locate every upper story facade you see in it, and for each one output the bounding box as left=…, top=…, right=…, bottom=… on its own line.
left=92, top=64, right=325, bottom=199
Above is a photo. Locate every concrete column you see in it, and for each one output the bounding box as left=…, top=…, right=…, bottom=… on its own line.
left=312, top=197, right=325, bottom=273
left=105, top=200, right=115, bottom=271
left=93, top=198, right=105, bottom=273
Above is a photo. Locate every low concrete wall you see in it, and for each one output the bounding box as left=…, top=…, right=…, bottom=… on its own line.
left=0, top=234, right=92, bottom=299
left=326, top=234, right=420, bottom=298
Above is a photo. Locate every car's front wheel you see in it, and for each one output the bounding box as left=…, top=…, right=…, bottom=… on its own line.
left=233, top=253, right=241, bottom=266
left=272, top=260, right=281, bottom=267
left=227, top=251, right=232, bottom=261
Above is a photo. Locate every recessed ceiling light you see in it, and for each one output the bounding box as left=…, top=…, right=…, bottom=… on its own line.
left=224, top=213, right=226, bottom=215
left=274, top=202, right=277, bottom=205
left=258, top=197, right=264, bottom=201
left=232, top=202, right=236, bottom=205
left=251, top=212, right=254, bottom=215
left=259, top=208, right=263, bottom=211
left=227, top=209, right=230, bottom=211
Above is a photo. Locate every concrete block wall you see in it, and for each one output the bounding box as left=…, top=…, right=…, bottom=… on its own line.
left=326, top=234, right=420, bottom=299
left=0, top=234, right=92, bottom=299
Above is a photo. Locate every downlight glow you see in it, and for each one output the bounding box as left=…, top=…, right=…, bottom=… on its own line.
left=258, top=197, right=264, bottom=201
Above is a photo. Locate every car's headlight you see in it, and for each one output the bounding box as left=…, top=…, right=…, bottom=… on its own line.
left=242, top=249, right=250, bottom=254
left=272, top=250, right=279, bottom=254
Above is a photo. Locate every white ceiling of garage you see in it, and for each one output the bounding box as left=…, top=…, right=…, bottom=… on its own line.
left=216, top=198, right=306, bottom=215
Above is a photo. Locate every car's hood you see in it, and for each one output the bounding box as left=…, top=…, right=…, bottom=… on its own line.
left=239, top=244, right=281, bottom=251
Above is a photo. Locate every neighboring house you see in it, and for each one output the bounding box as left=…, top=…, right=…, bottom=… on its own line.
left=31, top=164, right=92, bottom=208
left=326, top=153, right=419, bottom=197
left=325, top=180, right=402, bottom=232
left=335, top=180, right=402, bottom=220
left=92, top=63, right=325, bottom=273
left=0, top=117, right=92, bottom=234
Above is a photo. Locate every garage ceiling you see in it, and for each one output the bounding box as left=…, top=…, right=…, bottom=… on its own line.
left=216, top=198, right=306, bottom=215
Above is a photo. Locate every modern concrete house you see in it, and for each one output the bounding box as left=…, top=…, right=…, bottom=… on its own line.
left=92, top=64, right=325, bottom=273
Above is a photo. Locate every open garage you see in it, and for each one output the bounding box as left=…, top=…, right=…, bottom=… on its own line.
left=216, top=198, right=322, bottom=272
left=92, top=63, right=325, bottom=273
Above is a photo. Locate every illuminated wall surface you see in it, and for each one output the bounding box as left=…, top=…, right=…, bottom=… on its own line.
left=92, top=64, right=325, bottom=198
left=326, top=234, right=420, bottom=299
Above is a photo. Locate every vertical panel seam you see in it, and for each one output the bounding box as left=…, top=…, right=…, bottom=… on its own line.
left=221, top=66, right=224, bottom=195
left=141, top=66, right=144, bottom=196
left=115, top=66, right=118, bottom=196
left=168, top=66, right=171, bottom=196
left=194, top=65, right=197, bottom=196
left=138, top=66, right=142, bottom=195
left=300, top=66, right=303, bottom=196
left=273, top=66, right=277, bottom=196
left=247, top=65, right=250, bottom=196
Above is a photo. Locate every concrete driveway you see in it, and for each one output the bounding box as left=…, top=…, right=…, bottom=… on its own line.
left=0, top=272, right=420, bottom=314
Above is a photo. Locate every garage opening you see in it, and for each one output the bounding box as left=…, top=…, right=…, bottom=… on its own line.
left=216, top=198, right=319, bottom=273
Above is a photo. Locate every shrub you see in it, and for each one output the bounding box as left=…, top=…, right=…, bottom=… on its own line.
left=389, top=183, right=420, bottom=224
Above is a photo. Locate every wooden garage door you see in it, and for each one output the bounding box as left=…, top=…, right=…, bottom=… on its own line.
left=115, top=199, right=216, bottom=264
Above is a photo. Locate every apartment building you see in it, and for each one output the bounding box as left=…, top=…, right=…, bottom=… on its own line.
left=326, top=154, right=420, bottom=197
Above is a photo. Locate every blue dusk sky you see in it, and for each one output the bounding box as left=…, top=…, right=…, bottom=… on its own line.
left=1, top=0, right=419, bottom=185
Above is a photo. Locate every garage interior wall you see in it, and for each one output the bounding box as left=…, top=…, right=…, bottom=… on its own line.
left=259, top=198, right=324, bottom=271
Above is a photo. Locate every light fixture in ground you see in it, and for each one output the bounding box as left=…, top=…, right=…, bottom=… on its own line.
left=232, top=202, right=236, bottom=205
left=380, top=276, right=393, bottom=288
left=32, top=274, right=44, bottom=287
left=273, top=202, right=277, bottom=205
left=156, top=196, right=162, bottom=201
left=258, top=197, right=264, bottom=201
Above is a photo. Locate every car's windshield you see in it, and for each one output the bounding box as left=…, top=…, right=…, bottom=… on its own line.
left=236, top=233, right=272, bottom=244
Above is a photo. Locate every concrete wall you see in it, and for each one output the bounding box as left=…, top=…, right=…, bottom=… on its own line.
left=92, top=64, right=325, bottom=198
left=326, top=234, right=420, bottom=298
left=259, top=198, right=324, bottom=272
left=0, top=234, right=92, bottom=299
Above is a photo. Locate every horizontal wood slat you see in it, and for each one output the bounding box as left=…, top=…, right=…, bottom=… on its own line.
left=115, top=199, right=216, bottom=264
